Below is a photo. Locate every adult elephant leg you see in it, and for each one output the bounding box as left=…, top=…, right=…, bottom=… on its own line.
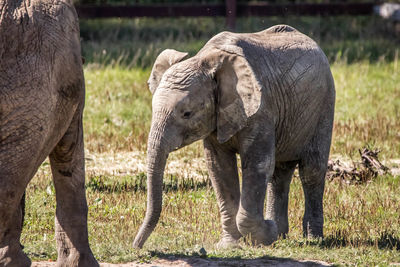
left=0, top=186, right=30, bottom=267
left=203, top=135, right=241, bottom=248
left=49, top=109, right=98, bottom=267
left=266, top=161, right=297, bottom=238
left=236, top=129, right=278, bottom=246
left=0, top=132, right=43, bottom=266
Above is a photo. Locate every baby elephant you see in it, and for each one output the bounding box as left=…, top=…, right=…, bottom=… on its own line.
left=133, top=25, right=335, bottom=249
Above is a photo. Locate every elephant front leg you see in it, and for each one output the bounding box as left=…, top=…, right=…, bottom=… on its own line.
left=236, top=131, right=278, bottom=246
left=203, top=136, right=241, bottom=248
left=49, top=110, right=98, bottom=267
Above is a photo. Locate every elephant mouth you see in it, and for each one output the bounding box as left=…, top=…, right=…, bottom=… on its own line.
left=172, top=137, right=184, bottom=151
left=172, top=146, right=181, bottom=151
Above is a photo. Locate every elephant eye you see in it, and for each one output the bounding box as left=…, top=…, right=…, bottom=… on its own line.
left=183, top=111, right=192, bottom=119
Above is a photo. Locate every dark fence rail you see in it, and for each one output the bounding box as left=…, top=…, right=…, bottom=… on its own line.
left=76, top=4, right=226, bottom=18
left=75, top=2, right=379, bottom=29
left=238, top=3, right=375, bottom=16
left=75, top=2, right=376, bottom=18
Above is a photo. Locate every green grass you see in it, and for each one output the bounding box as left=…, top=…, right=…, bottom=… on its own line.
left=20, top=15, right=400, bottom=265
left=23, top=169, right=400, bottom=265
left=82, top=61, right=400, bottom=159
left=332, top=61, right=400, bottom=158
left=84, top=67, right=152, bottom=152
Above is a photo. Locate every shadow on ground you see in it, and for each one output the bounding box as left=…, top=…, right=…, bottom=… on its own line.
left=33, top=254, right=333, bottom=267
left=32, top=233, right=400, bottom=267
left=320, top=231, right=400, bottom=250
left=138, top=252, right=333, bottom=267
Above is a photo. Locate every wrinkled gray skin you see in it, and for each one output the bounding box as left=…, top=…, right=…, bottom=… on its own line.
left=0, top=1, right=98, bottom=266
left=133, top=25, right=335, bottom=249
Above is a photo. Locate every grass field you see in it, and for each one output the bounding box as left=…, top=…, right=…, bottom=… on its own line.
left=21, top=15, right=400, bottom=265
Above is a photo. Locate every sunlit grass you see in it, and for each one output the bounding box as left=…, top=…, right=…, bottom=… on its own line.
left=84, top=67, right=152, bottom=152
left=22, top=167, right=400, bottom=265
left=331, top=61, right=400, bottom=158
left=83, top=61, right=400, bottom=159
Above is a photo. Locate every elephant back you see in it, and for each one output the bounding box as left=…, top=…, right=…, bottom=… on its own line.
left=0, top=0, right=83, bottom=101
left=198, top=25, right=334, bottom=160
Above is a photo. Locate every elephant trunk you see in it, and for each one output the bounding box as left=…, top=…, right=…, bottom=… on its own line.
left=133, top=111, right=175, bottom=249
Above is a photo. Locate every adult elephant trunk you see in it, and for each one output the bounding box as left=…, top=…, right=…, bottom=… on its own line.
left=133, top=112, right=176, bottom=249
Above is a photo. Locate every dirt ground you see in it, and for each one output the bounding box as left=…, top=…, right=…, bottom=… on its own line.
left=32, top=257, right=332, bottom=266
left=83, top=151, right=400, bottom=179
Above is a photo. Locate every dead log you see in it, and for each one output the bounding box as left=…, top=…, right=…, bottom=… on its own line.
left=327, top=147, right=390, bottom=184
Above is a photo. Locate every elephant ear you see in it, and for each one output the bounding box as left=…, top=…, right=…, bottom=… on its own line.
left=212, top=46, right=263, bottom=143
left=148, top=49, right=188, bottom=94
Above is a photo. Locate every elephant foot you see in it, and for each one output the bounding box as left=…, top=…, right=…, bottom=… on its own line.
left=275, top=224, right=288, bottom=239
left=305, top=232, right=323, bottom=240
left=56, top=250, right=99, bottom=267
left=0, top=243, right=31, bottom=267
left=278, top=232, right=288, bottom=239
left=237, top=218, right=278, bottom=246
left=250, top=219, right=278, bottom=246
left=303, top=220, right=323, bottom=240
left=271, top=220, right=288, bottom=239
left=216, top=235, right=240, bottom=249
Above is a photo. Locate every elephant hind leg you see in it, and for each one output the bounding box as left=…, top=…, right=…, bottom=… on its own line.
left=49, top=109, right=98, bottom=267
left=266, top=161, right=297, bottom=238
left=298, top=119, right=332, bottom=239
left=298, top=157, right=326, bottom=239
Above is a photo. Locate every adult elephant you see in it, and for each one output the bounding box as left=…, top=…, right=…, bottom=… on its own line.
left=0, top=0, right=98, bottom=266
left=133, top=25, right=335, bottom=249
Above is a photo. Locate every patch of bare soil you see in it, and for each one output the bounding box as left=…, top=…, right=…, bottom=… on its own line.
left=84, top=148, right=400, bottom=182
left=85, top=150, right=208, bottom=181
left=33, top=257, right=332, bottom=267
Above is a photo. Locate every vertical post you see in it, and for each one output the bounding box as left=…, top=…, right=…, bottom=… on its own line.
left=225, top=0, right=237, bottom=31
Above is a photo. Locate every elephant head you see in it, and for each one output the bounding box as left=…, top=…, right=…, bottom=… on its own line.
left=133, top=44, right=263, bottom=248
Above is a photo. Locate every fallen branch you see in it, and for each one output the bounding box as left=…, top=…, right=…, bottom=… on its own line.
left=327, top=147, right=390, bottom=184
